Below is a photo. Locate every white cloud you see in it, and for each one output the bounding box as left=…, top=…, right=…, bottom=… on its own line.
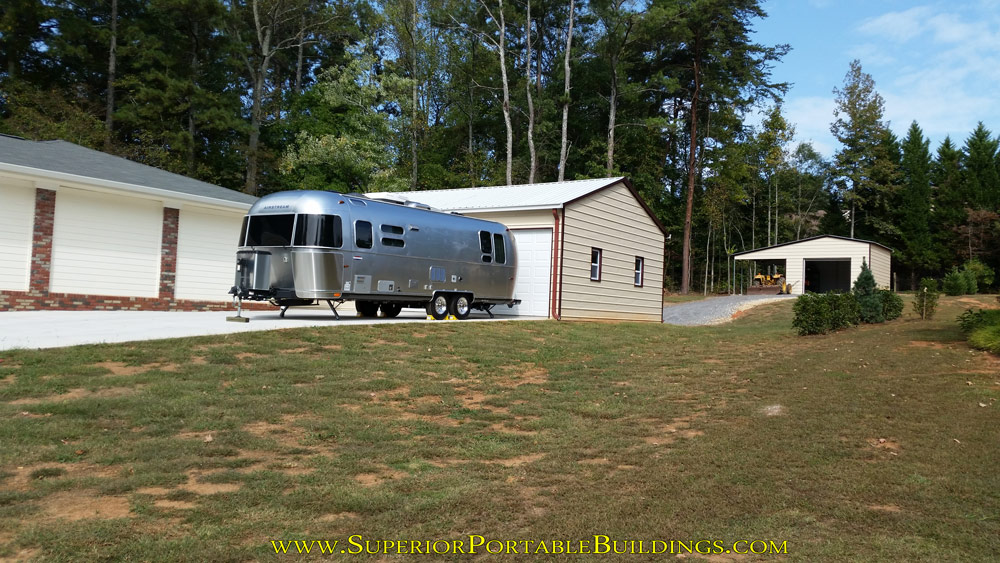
left=782, top=96, right=838, bottom=157
left=857, top=6, right=933, bottom=42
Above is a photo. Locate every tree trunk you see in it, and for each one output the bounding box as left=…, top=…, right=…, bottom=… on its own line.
left=104, top=0, right=118, bottom=151
left=680, top=51, right=701, bottom=293
left=525, top=0, right=537, bottom=184
left=411, top=0, right=419, bottom=190
left=246, top=68, right=266, bottom=195
left=497, top=0, right=512, bottom=185
left=849, top=192, right=856, bottom=238
left=558, top=0, right=574, bottom=182
left=294, top=14, right=305, bottom=95
left=606, top=50, right=618, bottom=174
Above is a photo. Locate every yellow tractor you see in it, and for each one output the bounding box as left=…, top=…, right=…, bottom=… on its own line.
left=752, top=272, right=784, bottom=286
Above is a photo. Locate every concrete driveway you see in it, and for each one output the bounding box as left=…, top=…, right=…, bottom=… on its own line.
left=0, top=306, right=534, bottom=351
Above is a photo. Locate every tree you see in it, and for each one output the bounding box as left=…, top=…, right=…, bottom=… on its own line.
left=830, top=59, right=889, bottom=239
left=230, top=0, right=337, bottom=195
left=757, top=104, right=794, bottom=246
left=788, top=142, right=828, bottom=240
left=898, top=121, right=936, bottom=287
left=557, top=0, right=575, bottom=182
left=962, top=122, right=1000, bottom=210
left=281, top=50, right=407, bottom=193
left=931, top=136, right=965, bottom=268
left=668, top=0, right=788, bottom=293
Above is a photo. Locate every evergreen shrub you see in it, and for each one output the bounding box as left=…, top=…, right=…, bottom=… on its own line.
left=912, top=278, right=940, bottom=320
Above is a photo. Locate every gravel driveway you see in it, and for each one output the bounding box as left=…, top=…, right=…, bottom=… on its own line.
left=662, top=294, right=793, bottom=326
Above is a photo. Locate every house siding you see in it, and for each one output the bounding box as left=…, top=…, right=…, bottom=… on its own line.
left=0, top=181, right=35, bottom=291
left=560, top=182, right=663, bottom=321
left=869, top=246, right=892, bottom=289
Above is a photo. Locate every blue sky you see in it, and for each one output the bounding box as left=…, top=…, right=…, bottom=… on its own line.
left=751, top=0, right=1000, bottom=157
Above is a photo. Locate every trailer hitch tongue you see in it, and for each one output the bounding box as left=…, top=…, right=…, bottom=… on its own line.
left=227, top=295, right=250, bottom=323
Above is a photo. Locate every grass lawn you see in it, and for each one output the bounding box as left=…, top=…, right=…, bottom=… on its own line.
left=1, top=296, right=998, bottom=562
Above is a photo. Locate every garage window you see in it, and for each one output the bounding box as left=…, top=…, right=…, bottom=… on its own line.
left=634, top=257, right=644, bottom=287
left=590, top=248, right=602, bottom=281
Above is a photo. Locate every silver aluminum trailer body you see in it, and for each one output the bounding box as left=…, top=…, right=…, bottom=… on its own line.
left=230, top=190, right=519, bottom=319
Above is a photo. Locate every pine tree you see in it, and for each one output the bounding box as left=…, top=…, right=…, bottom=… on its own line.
left=898, top=121, right=936, bottom=287
left=962, top=122, right=1000, bottom=210
left=830, top=60, right=889, bottom=239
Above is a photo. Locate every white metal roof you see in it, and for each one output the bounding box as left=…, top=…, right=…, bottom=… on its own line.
left=732, top=235, right=892, bottom=260
left=366, top=177, right=625, bottom=212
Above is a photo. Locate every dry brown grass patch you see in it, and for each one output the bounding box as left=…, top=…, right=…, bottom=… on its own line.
left=9, top=386, right=142, bottom=405
left=39, top=490, right=131, bottom=521
left=5, top=463, right=121, bottom=491
left=487, top=453, right=545, bottom=467
left=354, top=466, right=407, bottom=487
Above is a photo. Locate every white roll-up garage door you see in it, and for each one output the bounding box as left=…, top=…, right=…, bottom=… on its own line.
left=0, top=183, right=35, bottom=291
left=50, top=188, right=162, bottom=297
left=495, top=228, right=552, bottom=317
left=175, top=207, right=244, bottom=301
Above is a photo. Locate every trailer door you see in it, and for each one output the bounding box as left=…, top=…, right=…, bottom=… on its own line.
left=495, top=228, right=551, bottom=318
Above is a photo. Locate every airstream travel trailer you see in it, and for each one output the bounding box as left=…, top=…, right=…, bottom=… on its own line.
left=229, top=190, right=519, bottom=320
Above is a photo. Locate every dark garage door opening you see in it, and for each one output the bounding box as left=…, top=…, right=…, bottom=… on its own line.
left=805, top=259, right=851, bottom=293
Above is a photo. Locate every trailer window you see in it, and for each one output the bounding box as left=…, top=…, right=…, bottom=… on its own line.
left=294, top=214, right=343, bottom=248
left=381, top=224, right=404, bottom=235
left=246, top=214, right=295, bottom=247
left=381, top=237, right=405, bottom=248
left=493, top=234, right=506, bottom=264
left=238, top=216, right=249, bottom=246
left=479, top=231, right=492, bottom=253
left=355, top=221, right=373, bottom=249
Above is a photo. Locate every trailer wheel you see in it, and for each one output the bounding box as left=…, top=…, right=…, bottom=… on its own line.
left=356, top=300, right=379, bottom=317
left=450, top=295, right=471, bottom=320
left=429, top=295, right=449, bottom=320
left=380, top=303, right=402, bottom=318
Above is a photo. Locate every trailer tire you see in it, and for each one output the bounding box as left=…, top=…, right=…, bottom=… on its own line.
left=450, top=295, right=471, bottom=320
left=429, top=295, right=449, bottom=320
left=380, top=303, right=402, bottom=318
left=356, top=300, right=379, bottom=317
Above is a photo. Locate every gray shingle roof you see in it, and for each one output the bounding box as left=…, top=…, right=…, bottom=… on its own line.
left=0, top=135, right=257, bottom=206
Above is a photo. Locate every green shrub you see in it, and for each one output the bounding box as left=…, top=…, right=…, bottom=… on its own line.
left=958, top=308, right=1000, bottom=333
left=879, top=290, right=904, bottom=321
left=912, top=277, right=940, bottom=320
left=942, top=268, right=967, bottom=296
left=793, top=293, right=833, bottom=335
left=964, top=258, right=995, bottom=290
left=829, top=292, right=861, bottom=330
left=968, top=324, right=1000, bottom=354
left=962, top=268, right=978, bottom=295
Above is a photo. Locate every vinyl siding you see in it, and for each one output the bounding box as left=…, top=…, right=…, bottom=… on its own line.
left=0, top=181, right=35, bottom=291
left=459, top=209, right=555, bottom=230
left=50, top=188, right=162, bottom=297
left=560, top=182, right=664, bottom=321
left=734, top=237, right=892, bottom=294
left=869, top=246, right=892, bottom=289
left=175, top=206, right=244, bottom=301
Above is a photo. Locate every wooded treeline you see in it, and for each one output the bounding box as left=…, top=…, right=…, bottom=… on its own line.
left=2, top=0, right=998, bottom=291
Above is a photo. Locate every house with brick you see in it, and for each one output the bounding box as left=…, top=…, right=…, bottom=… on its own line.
left=0, top=135, right=256, bottom=311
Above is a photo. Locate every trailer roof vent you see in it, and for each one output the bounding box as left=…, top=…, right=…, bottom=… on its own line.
left=404, top=201, right=432, bottom=210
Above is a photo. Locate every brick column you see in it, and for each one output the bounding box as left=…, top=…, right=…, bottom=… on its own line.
left=159, top=207, right=179, bottom=299
left=28, top=188, right=57, bottom=295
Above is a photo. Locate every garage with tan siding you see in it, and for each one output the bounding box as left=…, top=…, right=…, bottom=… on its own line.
left=368, top=177, right=666, bottom=322
left=733, top=235, right=892, bottom=295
